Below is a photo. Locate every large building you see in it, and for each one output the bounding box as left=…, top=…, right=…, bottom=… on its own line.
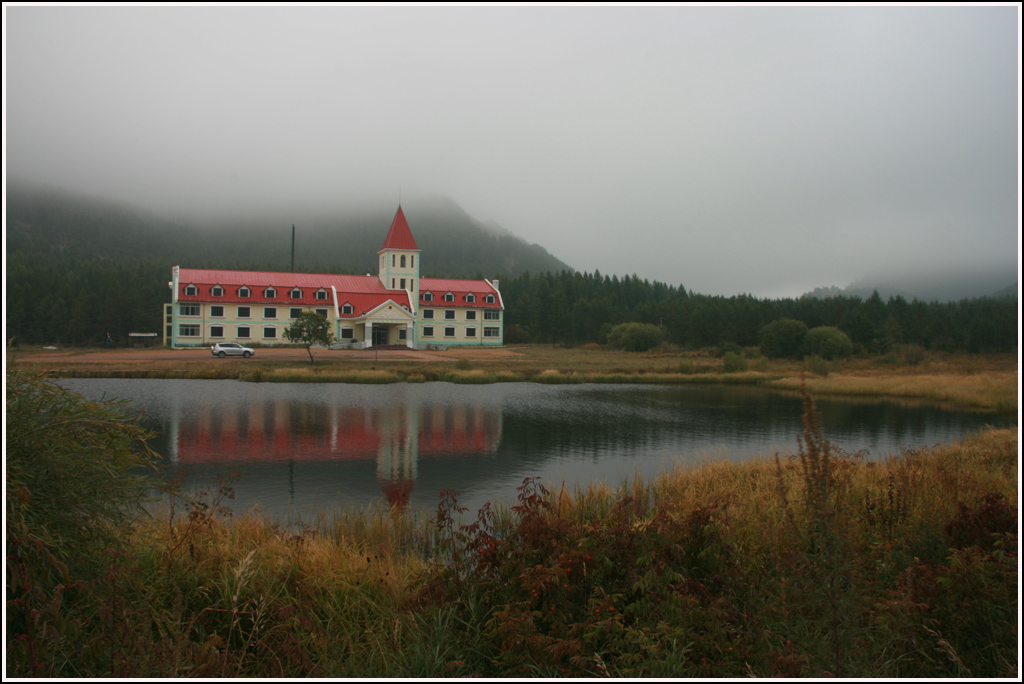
left=164, top=207, right=504, bottom=349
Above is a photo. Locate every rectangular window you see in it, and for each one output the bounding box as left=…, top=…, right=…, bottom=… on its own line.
left=445, top=310, right=456, bottom=320
left=166, top=315, right=172, bottom=323
left=422, top=326, right=434, bottom=337
left=184, top=285, right=198, bottom=296
left=238, top=306, right=251, bottom=318
left=212, top=286, right=224, bottom=297
left=180, top=304, right=200, bottom=317
left=444, top=326, right=456, bottom=338
left=484, top=327, right=501, bottom=338
left=484, top=310, right=501, bottom=320
left=466, top=326, right=477, bottom=337
left=179, top=324, right=200, bottom=337
left=237, top=326, right=251, bottom=339
left=239, top=287, right=251, bottom=298
left=340, top=327, right=355, bottom=340
left=265, top=288, right=277, bottom=298
left=166, top=325, right=172, bottom=338
left=210, top=325, right=224, bottom=338
left=290, top=289, right=302, bottom=299
left=290, top=308, right=302, bottom=319
left=316, top=290, right=328, bottom=300
left=422, top=309, right=434, bottom=320
left=465, top=310, right=477, bottom=320
left=211, top=305, right=224, bottom=317
left=400, top=278, right=406, bottom=289
left=398, top=328, right=407, bottom=340
left=264, top=307, right=277, bottom=319
left=263, top=327, right=277, bottom=339
left=315, top=308, right=328, bottom=318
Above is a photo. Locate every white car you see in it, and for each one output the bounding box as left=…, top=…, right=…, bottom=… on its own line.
left=211, top=342, right=255, bottom=358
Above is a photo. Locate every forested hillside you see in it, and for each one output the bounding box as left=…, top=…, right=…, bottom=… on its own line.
left=5, top=183, right=1017, bottom=353
left=5, top=184, right=569, bottom=345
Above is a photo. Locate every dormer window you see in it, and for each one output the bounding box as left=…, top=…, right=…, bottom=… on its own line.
left=316, top=289, right=328, bottom=300
left=265, top=288, right=277, bottom=299
left=342, top=304, right=354, bottom=315
left=184, top=285, right=198, bottom=296
left=211, top=286, right=224, bottom=297
left=444, top=293, right=455, bottom=303
left=239, top=287, right=251, bottom=298
left=465, top=294, right=475, bottom=303
left=290, top=288, right=302, bottom=299
left=423, top=292, right=433, bottom=302
left=485, top=294, right=495, bottom=303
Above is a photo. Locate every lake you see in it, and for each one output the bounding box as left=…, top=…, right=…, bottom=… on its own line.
left=59, top=379, right=1012, bottom=523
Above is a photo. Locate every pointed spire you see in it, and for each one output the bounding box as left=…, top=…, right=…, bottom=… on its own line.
left=380, top=205, right=420, bottom=252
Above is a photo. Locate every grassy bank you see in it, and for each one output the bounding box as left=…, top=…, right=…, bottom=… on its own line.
left=14, top=344, right=1019, bottom=411
left=8, top=400, right=1017, bottom=677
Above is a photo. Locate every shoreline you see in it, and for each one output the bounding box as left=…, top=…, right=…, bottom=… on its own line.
left=11, top=344, right=1018, bottom=413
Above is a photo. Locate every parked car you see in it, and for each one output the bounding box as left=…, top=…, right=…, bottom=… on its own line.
left=211, top=342, right=255, bottom=358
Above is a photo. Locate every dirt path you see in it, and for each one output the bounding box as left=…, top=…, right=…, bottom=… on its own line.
left=11, top=346, right=525, bottom=365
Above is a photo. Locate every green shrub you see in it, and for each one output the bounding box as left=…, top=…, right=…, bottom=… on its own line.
left=607, top=322, right=663, bottom=352
left=758, top=319, right=808, bottom=358
left=6, top=364, right=159, bottom=676
left=6, top=366, right=158, bottom=578
left=804, top=354, right=831, bottom=377
left=900, top=344, right=927, bottom=366
left=802, top=326, right=853, bottom=360
left=722, top=351, right=749, bottom=373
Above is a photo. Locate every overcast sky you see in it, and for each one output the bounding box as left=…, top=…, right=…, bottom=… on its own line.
left=5, top=5, right=1020, bottom=297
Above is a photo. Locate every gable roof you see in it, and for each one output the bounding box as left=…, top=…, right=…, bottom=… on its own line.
left=175, top=268, right=412, bottom=312
left=419, top=278, right=503, bottom=308
left=379, top=205, right=419, bottom=252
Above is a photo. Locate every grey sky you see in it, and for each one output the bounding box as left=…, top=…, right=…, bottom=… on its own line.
left=5, top=5, right=1020, bottom=297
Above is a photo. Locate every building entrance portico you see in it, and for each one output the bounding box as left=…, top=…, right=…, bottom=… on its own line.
left=371, top=326, right=390, bottom=346
left=363, top=301, right=416, bottom=348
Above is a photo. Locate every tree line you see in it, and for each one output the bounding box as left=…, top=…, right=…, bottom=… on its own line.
left=501, top=270, right=1017, bottom=354
left=5, top=255, right=1016, bottom=354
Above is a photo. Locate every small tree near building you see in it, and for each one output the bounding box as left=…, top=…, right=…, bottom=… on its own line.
left=284, top=311, right=334, bottom=363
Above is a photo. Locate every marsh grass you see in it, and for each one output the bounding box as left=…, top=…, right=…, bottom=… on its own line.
left=770, top=370, right=1018, bottom=412
left=6, top=382, right=1017, bottom=677
left=23, top=347, right=1015, bottom=411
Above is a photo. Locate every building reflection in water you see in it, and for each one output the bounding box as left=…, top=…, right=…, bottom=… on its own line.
left=165, top=395, right=501, bottom=509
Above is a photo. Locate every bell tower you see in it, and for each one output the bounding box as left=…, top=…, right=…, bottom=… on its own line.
left=378, top=205, right=421, bottom=295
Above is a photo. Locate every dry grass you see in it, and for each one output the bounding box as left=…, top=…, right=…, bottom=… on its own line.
left=770, top=370, right=1018, bottom=412
left=14, top=345, right=1017, bottom=410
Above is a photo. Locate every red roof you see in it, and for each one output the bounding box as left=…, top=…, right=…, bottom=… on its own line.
left=419, top=278, right=503, bottom=309
left=379, top=206, right=419, bottom=252
left=176, top=269, right=412, bottom=313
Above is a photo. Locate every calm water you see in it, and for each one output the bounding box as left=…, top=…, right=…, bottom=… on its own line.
left=60, top=379, right=1012, bottom=523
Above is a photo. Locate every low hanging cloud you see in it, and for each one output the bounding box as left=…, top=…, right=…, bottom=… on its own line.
left=5, top=6, right=1018, bottom=297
